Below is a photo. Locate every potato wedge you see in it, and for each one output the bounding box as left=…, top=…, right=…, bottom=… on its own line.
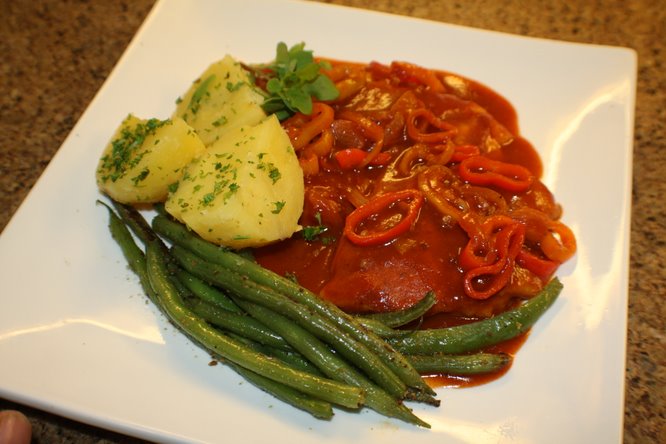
left=165, top=114, right=304, bottom=249
left=96, top=115, right=205, bottom=203
left=174, top=55, right=267, bottom=146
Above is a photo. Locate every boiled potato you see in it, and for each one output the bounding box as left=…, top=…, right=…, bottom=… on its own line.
left=174, top=55, right=267, bottom=146
left=96, top=114, right=205, bottom=203
left=165, top=114, right=304, bottom=249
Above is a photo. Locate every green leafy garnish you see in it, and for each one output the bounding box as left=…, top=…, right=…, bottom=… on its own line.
left=271, top=200, right=286, bottom=214
left=188, top=74, right=216, bottom=116
left=97, top=117, right=167, bottom=184
left=301, top=212, right=332, bottom=243
left=254, top=42, right=339, bottom=120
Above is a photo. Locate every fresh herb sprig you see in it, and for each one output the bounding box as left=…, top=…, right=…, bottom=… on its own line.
left=253, top=42, right=339, bottom=120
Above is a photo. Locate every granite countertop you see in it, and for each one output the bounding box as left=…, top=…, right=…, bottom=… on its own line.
left=0, top=0, right=664, bottom=442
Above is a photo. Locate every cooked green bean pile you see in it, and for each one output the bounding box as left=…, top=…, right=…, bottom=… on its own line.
left=100, top=199, right=563, bottom=427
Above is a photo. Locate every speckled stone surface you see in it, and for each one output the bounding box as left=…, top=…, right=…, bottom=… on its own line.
left=0, top=0, right=664, bottom=442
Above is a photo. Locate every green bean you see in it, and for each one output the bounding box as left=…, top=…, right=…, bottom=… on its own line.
left=229, top=333, right=325, bottom=377
left=178, top=268, right=308, bottom=372
left=110, top=200, right=159, bottom=245
left=408, top=352, right=512, bottom=375
left=175, top=269, right=241, bottom=313
left=103, top=205, right=341, bottom=414
left=153, top=202, right=167, bottom=216
left=361, top=291, right=436, bottom=328
left=145, top=241, right=365, bottom=410
left=234, top=297, right=431, bottom=428
left=226, top=362, right=334, bottom=420
left=187, top=299, right=292, bottom=351
left=208, top=331, right=332, bottom=419
left=354, top=317, right=415, bottom=338
left=175, top=270, right=324, bottom=372
left=388, top=278, right=563, bottom=355
left=170, top=244, right=409, bottom=400
left=153, top=215, right=434, bottom=397
left=104, top=201, right=419, bottom=421
left=98, top=201, right=157, bottom=302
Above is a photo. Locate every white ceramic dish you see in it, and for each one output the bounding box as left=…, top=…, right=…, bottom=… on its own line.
left=0, top=0, right=636, bottom=442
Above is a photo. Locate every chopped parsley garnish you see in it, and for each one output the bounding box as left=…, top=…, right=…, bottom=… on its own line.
left=131, top=167, right=150, bottom=186
left=257, top=160, right=281, bottom=184
left=97, top=116, right=167, bottom=183
left=271, top=200, right=286, bottom=214
left=212, top=116, right=228, bottom=127
left=188, top=74, right=216, bottom=116
left=201, top=192, right=216, bottom=206
left=167, top=182, right=179, bottom=193
left=301, top=212, right=332, bottom=243
left=226, top=81, right=245, bottom=92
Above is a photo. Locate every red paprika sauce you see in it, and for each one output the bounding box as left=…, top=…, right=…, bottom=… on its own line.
left=254, top=59, right=576, bottom=385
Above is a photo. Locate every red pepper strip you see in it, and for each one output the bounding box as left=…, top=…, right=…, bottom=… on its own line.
left=458, top=213, right=495, bottom=269
left=369, top=151, right=393, bottom=166
left=540, top=221, right=577, bottom=263
left=450, top=144, right=481, bottom=163
left=459, top=155, right=534, bottom=192
left=516, top=249, right=559, bottom=282
left=390, top=61, right=446, bottom=92
left=416, top=165, right=467, bottom=222
left=406, top=108, right=457, bottom=144
left=344, top=189, right=424, bottom=247
left=287, top=102, right=336, bottom=150
left=511, top=208, right=577, bottom=263
left=307, top=129, right=334, bottom=157
left=462, top=220, right=525, bottom=300
left=336, top=110, right=385, bottom=167
left=459, top=214, right=517, bottom=270
left=334, top=148, right=392, bottom=170
left=298, top=151, right=319, bottom=176
left=335, top=148, right=367, bottom=169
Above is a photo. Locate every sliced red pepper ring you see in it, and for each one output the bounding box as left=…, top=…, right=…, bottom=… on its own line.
left=344, top=189, right=424, bottom=247
left=416, top=165, right=467, bottom=222
left=407, top=108, right=457, bottom=144
left=336, top=110, right=385, bottom=166
left=458, top=214, right=526, bottom=299
left=334, top=148, right=367, bottom=169
left=516, top=249, right=559, bottom=282
left=369, top=151, right=393, bottom=166
left=334, top=148, right=391, bottom=170
left=284, top=102, right=335, bottom=150
left=298, top=151, right=320, bottom=176
left=459, top=214, right=516, bottom=270
left=462, top=220, right=525, bottom=300
left=450, top=144, right=481, bottom=163
left=540, top=221, right=577, bottom=263
left=511, top=207, right=577, bottom=264
left=459, top=155, right=534, bottom=192
left=307, top=129, right=334, bottom=157
left=390, top=61, right=446, bottom=92
left=458, top=213, right=494, bottom=269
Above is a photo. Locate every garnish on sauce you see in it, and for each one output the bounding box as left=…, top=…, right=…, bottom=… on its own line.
left=251, top=42, right=340, bottom=120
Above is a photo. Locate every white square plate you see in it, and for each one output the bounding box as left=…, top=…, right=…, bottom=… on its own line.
left=0, top=0, right=636, bottom=442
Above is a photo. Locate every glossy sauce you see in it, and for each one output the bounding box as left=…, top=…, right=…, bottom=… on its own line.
left=254, top=60, right=564, bottom=384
